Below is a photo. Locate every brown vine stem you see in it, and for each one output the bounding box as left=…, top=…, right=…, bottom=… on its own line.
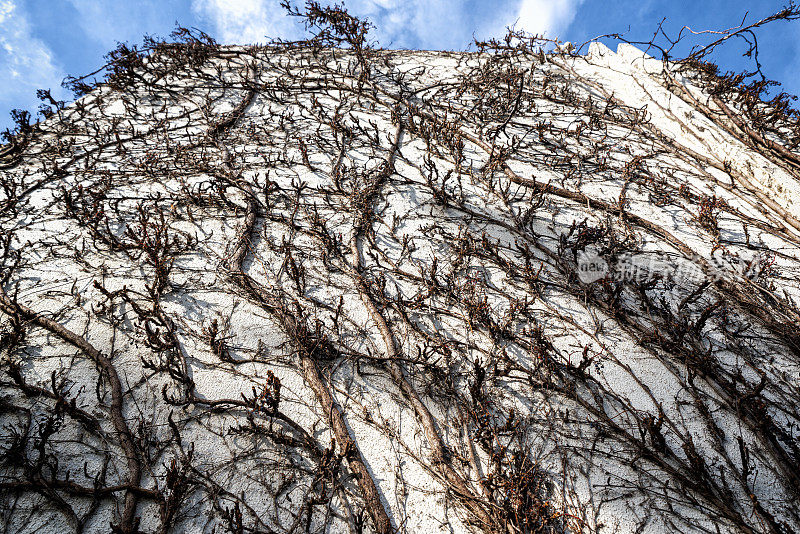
left=343, top=121, right=496, bottom=530
left=207, top=80, right=394, bottom=533
left=0, top=285, right=143, bottom=533
left=225, top=196, right=395, bottom=534
left=449, top=125, right=800, bottom=353
left=551, top=56, right=800, bottom=239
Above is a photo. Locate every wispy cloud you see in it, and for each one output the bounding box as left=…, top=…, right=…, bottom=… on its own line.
left=67, top=0, right=136, bottom=48
left=348, top=0, right=507, bottom=50
left=192, top=0, right=523, bottom=50
left=0, top=0, right=65, bottom=122
left=192, top=0, right=303, bottom=44
left=68, top=0, right=190, bottom=47
left=347, top=0, right=472, bottom=49
left=515, top=0, right=585, bottom=38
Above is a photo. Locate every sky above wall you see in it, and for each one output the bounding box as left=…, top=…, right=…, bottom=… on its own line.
left=2, top=0, right=799, bottom=132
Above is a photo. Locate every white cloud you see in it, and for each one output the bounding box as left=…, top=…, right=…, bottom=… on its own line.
left=0, top=1, right=65, bottom=121
left=192, top=0, right=303, bottom=44
left=67, top=0, right=134, bottom=48
left=515, top=0, right=584, bottom=38
left=190, top=0, right=585, bottom=50
left=357, top=0, right=470, bottom=50
left=191, top=0, right=513, bottom=50
left=68, top=0, right=188, bottom=48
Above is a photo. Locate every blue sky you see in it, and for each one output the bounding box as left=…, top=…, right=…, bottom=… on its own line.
left=2, top=0, right=799, bottom=132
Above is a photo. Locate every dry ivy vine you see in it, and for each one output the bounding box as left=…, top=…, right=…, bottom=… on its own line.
left=1, top=3, right=800, bottom=533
